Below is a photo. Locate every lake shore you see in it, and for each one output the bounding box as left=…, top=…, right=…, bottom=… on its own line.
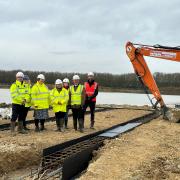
left=1, top=84, right=180, bottom=95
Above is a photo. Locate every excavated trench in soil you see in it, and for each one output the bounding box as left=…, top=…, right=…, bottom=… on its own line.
left=0, top=108, right=151, bottom=179
left=38, top=111, right=159, bottom=179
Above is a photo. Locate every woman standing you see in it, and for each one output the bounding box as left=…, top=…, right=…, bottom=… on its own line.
left=31, top=74, right=50, bottom=132
left=63, top=78, right=70, bottom=129
left=50, top=79, right=69, bottom=132
left=22, top=75, right=31, bottom=130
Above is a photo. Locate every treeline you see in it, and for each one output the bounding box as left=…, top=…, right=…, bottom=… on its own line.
left=0, top=70, right=180, bottom=90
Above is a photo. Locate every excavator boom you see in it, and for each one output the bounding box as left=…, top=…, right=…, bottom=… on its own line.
left=126, top=42, right=180, bottom=122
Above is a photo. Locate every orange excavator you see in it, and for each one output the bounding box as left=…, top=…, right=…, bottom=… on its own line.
left=126, top=42, right=180, bottom=122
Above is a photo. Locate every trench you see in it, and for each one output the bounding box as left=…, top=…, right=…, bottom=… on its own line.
left=16, top=110, right=160, bottom=180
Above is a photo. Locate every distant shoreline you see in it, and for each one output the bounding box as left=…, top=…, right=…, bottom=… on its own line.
left=0, top=84, right=180, bottom=95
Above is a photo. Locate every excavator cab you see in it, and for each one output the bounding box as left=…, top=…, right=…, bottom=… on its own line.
left=126, top=42, right=180, bottom=123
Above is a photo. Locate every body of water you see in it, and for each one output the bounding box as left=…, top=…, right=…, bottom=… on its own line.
left=0, top=89, right=179, bottom=106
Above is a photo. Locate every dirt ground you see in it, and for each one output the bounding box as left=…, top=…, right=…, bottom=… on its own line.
left=0, top=110, right=55, bottom=125
left=0, top=108, right=149, bottom=178
left=80, top=117, right=180, bottom=180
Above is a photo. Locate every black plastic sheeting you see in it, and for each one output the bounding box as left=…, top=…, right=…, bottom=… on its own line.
left=40, top=111, right=160, bottom=180
left=43, top=111, right=158, bottom=157
left=62, top=143, right=102, bottom=180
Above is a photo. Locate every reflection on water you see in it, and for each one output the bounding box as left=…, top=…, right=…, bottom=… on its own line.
left=0, top=89, right=179, bottom=106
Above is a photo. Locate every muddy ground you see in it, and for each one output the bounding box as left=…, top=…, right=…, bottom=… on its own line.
left=80, top=117, right=180, bottom=180
left=0, top=110, right=55, bottom=125
left=0, top=108, right=149, bottom=178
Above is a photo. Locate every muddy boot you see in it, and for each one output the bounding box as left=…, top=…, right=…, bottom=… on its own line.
left=55, top=119, right=60, bottom=131
left=34, top=119, right=40, bottom=132
left=10, top=121, right=16, bottom=135
left=79, top=119, right=84, bottom=133
left=18, top=121, right=27, bottom=134
left=59, top=118, right=64, bottom=132
left=35, top=126, right=40, bottom=132
left=64, top=115, right=68, bottom=129
left=40, top=124, right=45, bottom=131
left=90, top=121, right=95, bottom=129
left=64, top=121, right=68, bottom=129
left=24, top=126, right=30, bottom=131
left=40, top=119, right=45, bottom=131
left=23, top=120, right=30, bottom=131
left=73, top=119, right=77, bottom=131
left=82, top=118, right=85, bottom=129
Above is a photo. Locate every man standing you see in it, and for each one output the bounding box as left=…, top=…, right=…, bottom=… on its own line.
left=83, top=72, right=98, bottom=129
left=10, top=72, right=27, bottom=134
left=31, top=74, right=50, bottom=132
left=70, top=75, right=85, bottom=133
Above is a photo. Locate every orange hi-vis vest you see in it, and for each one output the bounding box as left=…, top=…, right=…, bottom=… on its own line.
left=84, top=82, right=98, bottom=102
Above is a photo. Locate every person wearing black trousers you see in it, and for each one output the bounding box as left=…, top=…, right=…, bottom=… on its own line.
left=70, top=75, right=85, bottom=133
left=63, top=78, right=70, bottom=129
left=22, top=75, right=31, bottom=130
left=83, top=72, right=98, bottom=129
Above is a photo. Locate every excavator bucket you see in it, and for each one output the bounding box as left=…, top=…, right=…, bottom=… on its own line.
left=162, top=106, right=179, bottom=123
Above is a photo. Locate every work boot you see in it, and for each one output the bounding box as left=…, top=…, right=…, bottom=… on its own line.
left=10, top=121, right=16, bottom=135
left=90, top=121, right=95, bottom=129
left=55, top=119, right=60, bottom=131
left=40, top=124, right=45, bottom=131
left=35, top=126, right=40, bottom=132
left=59, top=119, right=64, bottom=132
left=64, top=117, right=68, bottom=129
left=18, top=121, right=28, bottom=134
left=24, top=126, right=30, bottom=131
left=79, top=119, right=84, bottom=133
left=73, top=119, right=77, bottom=131
left=40, top=120, right=46, bottom=131
left=55, top=126, right=60, bottom=132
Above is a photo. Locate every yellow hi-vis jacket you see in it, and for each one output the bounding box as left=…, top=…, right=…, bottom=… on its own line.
left=24, top=83, right=31, bottom=107
left=31, top=82, right=50, bottom=109
left=50, top=88, right=69, bottom=113
left=10, top=80, right=26, bottom=105
left=70, top=84, right=84, bottom=105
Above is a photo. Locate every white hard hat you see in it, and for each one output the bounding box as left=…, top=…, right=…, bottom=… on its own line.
left=88, top=72, right=94, bottom=76
left=73, top=75, right=80, bottom=80
left=37, top=74, right=45, bottom=80
left=63, top=78, right=70, bottom=83
left=16, top=72, right=24, bottom=78
left=55, top=79, right=62, bottom=85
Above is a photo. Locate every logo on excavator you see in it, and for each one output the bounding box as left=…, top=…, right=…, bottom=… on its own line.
left=150, top=51, right=176, bottom=59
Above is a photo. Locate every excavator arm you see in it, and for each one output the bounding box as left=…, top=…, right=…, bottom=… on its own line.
left=126, top=42, right=180, bottom=122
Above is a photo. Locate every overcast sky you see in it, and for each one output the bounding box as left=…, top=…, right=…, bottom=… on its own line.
left=0, top=0, right=180, bottom=74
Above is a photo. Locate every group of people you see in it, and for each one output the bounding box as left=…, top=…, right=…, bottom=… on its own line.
left=10, top=72, right=98, bottom=134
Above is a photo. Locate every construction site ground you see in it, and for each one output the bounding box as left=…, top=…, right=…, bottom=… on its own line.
left=0, top=108, right=149, bottom=179
left=80, top=116, right=180, bottom=180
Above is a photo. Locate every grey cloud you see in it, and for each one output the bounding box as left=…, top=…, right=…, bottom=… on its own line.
left=0, top=0, right=180, bottom=73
